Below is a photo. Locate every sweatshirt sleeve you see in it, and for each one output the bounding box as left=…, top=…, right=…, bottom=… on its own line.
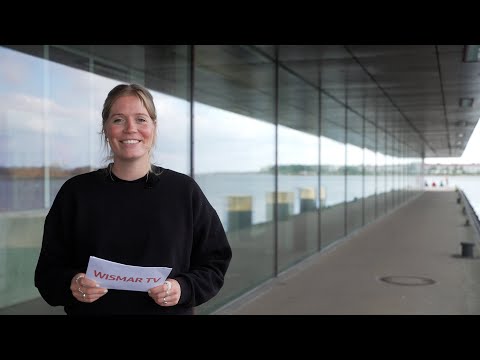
left=34, top=184, right=80, bottom=306
left=176, top=181, right=232, bottom=307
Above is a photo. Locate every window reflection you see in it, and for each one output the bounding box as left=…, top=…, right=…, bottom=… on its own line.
left=194, top=103, right=276, bottom=227
left=320, top=93, right=346, bottom=249
left=0, top=48, right=45, bottom=212
left=194, top=45, right=275, bottom=313
left=0, top=45, right=190, bottom=310
left=277, top=67, right=320, bottom=270
left=278, top=125, right=319, bottom=270
left=364, top=146, right=377, bottom=224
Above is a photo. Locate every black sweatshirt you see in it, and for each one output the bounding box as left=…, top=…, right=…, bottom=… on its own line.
left=34, top=166, right=232, bottom=315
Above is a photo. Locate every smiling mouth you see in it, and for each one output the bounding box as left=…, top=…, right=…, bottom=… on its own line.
left=121, top=140, right=141, bottom=144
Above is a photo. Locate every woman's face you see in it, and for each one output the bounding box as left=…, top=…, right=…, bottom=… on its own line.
left=104, top=95, right=156, bottom=163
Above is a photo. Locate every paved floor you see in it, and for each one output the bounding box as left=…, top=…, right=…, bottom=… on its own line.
left=215, top=191, right=480, bottom=315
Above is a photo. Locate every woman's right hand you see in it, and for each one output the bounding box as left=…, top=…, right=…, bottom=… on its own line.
left=70, top=273, right=108, bottom=303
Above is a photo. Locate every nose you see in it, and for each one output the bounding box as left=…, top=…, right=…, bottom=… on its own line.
left=124, top=118, right=137, bottom=132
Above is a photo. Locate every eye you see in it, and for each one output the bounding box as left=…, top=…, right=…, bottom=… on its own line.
left=112, top=118, right=123, bottom=124
left=137, top=118, right=147, bottom=123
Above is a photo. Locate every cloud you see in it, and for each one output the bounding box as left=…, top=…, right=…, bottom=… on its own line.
left=0, top=92, right=92, bottom=137
left=0, top=47, right=38, bottom=86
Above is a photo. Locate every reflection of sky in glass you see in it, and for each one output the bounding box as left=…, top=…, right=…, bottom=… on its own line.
left=364, top=148, right=376, bottom=165
left=346, top=143, right=363, bottom=166
left=278, top=126, right=318, bottom=165
left=195, top=102, right=275, bottom=173
left=0, top=45, right=437, bottom=173
left=151, top=92, right=189, bottom=173
left=321, top=136, right=344, bottom=165
left=376, top=151, right=386, bottom=165
left=0, top=47, right=189, bottom=174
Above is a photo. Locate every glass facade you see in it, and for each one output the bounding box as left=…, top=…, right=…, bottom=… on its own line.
left=320, top=95, right=347, bottom=248
left=0, top=45, right=423, bottom=314
left=346, top=110, right=364, bottom=233
left=193, top=45, right=276, bottom=313
left=277, top=67, right=319, bottom=271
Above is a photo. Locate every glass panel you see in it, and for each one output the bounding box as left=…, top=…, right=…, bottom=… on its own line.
left=47, top=56, right=93, bottom=206
left=392, top=137, right=401, bottom=207
left=320, top=94, right=346, bottom=248
left=364, top=120, right=376, bottom=224
left=385, top=133, right=394, bottom=212
left=401, top=141, right=408, bottom=202
left=399, top=140, right=405, bottom=203
left=0, top=47, right=46, bottom=212
left=50, top=45, right=191, bottom=175
left=376, top=128, right=386, bottom=216
left=0, top=45, right=190, bottom=312
left=0, top=47, right=47, bottom=308
left=346, top=110, right=363, bottom=233
left=193, top=45, right=275, bottom=313
left=277, top=67, right=319, bottom=271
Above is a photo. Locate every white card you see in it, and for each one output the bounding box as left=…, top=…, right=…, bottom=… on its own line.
left=85, top=256, right=172, bottom=292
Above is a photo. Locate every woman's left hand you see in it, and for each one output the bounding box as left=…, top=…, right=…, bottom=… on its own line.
left=148, top=278, right=181, bottom=307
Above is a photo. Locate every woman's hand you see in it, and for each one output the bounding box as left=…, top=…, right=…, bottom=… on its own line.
left=70, top=273, right=108, bottom=303
left=148, top=278, right=181, bottom=307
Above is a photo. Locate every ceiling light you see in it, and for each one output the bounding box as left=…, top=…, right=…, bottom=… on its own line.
left=459, top=97, right=474, bottom=107
left=463, top=45, right=480, bottom=62
left=455, top=120, right=473, bottom=127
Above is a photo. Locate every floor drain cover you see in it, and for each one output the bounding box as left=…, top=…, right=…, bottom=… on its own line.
left=379, top=276, right=435, bottom=286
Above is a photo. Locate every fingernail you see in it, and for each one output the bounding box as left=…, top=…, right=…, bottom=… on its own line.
left=103, top=289, right=108, bottom=294
left=147, top=290, right=151, bottom=294
left=96, top=284, right=100, bottom=287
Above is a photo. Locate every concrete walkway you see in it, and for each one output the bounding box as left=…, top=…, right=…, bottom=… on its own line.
left=215, top=191, right=480, bottom=315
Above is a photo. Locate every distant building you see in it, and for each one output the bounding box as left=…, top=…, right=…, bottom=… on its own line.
left=424, top=163, right=480, bottom=175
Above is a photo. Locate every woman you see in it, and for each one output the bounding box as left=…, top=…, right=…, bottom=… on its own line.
left=34, top=83, right=232, bottom=315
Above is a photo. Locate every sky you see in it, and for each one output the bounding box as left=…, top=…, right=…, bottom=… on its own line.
left=424, top=119, right=480, bottom=165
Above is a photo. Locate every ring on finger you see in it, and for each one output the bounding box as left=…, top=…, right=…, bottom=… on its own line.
left=78, top=287, right=84, bottom=294
left=83, top=293, right=86, bottom=300
left=75, top=274, right=85, bottom=285
left=163, top=297, right=167, bottom=304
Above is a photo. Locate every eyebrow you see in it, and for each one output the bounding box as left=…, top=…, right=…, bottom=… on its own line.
left=110, top=112, right=150, bottom=117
